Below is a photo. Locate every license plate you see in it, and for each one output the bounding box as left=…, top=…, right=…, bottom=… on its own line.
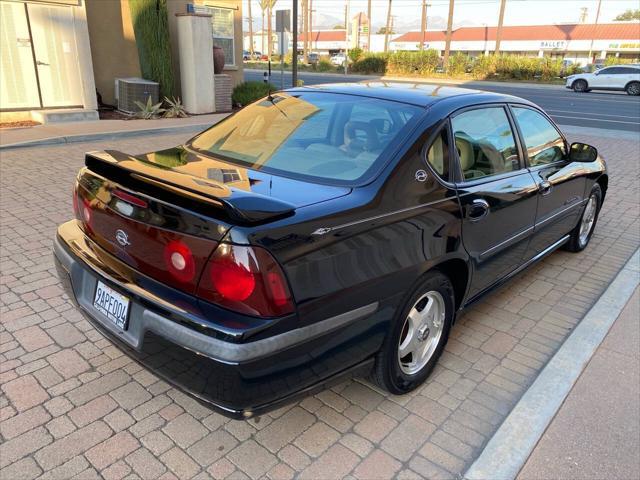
left=93, top=280, right=130, bottom=330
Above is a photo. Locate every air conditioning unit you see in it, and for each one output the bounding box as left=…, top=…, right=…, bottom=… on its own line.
left=115, top=78, right=160, bottom=114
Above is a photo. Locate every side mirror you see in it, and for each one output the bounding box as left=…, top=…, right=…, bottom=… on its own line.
left=569, top=142, right=598, bottom=162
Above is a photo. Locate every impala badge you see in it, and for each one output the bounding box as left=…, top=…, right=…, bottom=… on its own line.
left=115, top=229, right=130, bottom=247
left=415, top=169, right=428, bottom=182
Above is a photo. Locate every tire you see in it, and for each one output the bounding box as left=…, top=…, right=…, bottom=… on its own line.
left=573, top=79, right=589, bottom=93
left=626, top=82, right=640, bottom=96
left=565, top=183, right=602, bottom=252
left=372, top=271, right=455, bottom=395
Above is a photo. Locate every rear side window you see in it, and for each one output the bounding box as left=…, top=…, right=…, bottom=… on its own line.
left=425, top=127, right=450, bottom=181
left=512, top=107, right=565, bottom=166
left=451, top=107, right=519, bottom=181
left=188, top=92, right=422, bottom=184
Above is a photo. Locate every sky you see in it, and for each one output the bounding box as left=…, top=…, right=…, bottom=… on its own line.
left=244, top=0, right=640, bottom=31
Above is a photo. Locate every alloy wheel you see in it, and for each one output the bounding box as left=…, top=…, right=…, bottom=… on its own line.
left=398, top=291, right=445, bottom=375
left=579, top=195, right=597, bottom=247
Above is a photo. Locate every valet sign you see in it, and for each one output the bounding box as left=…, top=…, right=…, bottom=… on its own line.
left=540, top=40, right=566, bottom=49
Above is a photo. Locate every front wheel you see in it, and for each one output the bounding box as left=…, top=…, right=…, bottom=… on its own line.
left=565, top=183, right=602, bottom=252
left=573, top=79, right=589, bottom=92
left=626, top=82, right=640, bottom=96
left=372, top=271, right=454, bottom=395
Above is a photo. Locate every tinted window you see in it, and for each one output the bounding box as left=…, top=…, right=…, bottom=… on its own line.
left=620, top=67, right=640, bottom=74
left=451, top=107, right=519, bottom=181
left=189, top=92, right=421, bottom=183
left=425, top=127, right=450, bottom=180
left=513, top=107, right=565, bottom=166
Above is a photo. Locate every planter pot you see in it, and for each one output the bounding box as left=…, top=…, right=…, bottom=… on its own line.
left=213, top=45, right=225, bottom=74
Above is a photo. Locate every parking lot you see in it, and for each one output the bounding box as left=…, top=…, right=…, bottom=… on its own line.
left=1, top=127, right=638, bottom=479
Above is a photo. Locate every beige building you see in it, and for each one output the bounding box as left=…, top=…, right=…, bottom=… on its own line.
left=0, top=0, right=244, bottom=122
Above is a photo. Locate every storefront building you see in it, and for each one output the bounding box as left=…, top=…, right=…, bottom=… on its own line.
left=391, top=23, right=640, bottom=65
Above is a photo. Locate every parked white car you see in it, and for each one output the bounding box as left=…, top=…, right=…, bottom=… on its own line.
left=565, top=65, right=640, bottom=95
left=330, top=53, right=348, bottom=66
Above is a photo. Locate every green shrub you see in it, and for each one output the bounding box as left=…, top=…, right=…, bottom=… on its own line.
left=447, top=52, right=471, bottom=76
left=232, top=81, right=277, bottom=107
left=348, top=47, right=363, bottom=63
left=471, top=54, right=497, bottom=79
left=129, top=0, right=174, bottom=98
left=317, top=58, right=334, bottom=72
left=352, top=54, right=387, bottom=74
left=386, top=49, right=439, bottom=75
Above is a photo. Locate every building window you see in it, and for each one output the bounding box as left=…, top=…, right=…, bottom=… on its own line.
left=204, top=4, right=235, bottom=66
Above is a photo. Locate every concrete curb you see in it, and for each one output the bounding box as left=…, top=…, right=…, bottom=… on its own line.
left=0, top=123, right=212, bottom=151
left=464, top=248, right=640, bottom=480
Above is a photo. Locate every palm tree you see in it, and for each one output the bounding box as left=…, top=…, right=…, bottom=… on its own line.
left=267, top=0, right=278, bottom=60
left=248, top=0, right=254, bottom=56
left=259, top=0, right=269, bottom=56
left=494, top=0, right=506, bottom=55
left=443, top=0, right=454, bottom=70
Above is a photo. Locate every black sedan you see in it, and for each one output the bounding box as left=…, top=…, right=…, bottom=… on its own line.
left=54, top=83, right=607, bottom=418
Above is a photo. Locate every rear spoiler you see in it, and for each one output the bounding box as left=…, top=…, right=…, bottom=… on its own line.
left=84, top=150, right=295, bottom=224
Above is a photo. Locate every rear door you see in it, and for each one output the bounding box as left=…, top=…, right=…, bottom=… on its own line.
left=452, top=105, right=538, bottom=299
left=510, top=105, right=587, bottom=258
left=590, top=67, right=616, bottom=88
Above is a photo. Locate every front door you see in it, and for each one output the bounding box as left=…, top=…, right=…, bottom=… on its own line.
left=0, top=1, right=40, bottom=109
left=27, top=2, right=83, bottom=108
left=0, top=1, right=83, bottom=111
left=452, top=106, right=538, bottom=299
left=510, top=105, right=587, bottom=257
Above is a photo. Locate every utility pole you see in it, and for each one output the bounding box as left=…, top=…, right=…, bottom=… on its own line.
left=579, top=7, right=588, bottom=23
left=420, top=0, right=428, bottom=51
left=384, top=0, right=392, bottom=53
left=248, top=0, right=254, bottom=57
left=267, top=2, right=272, bottom=60
left=367, top=0, right=371, bottom=52
left=344, top=0, right=349, bottom=75
left=292, top=0, right=298, bottom=86
left=587, top=0, right=602, bottom=64
left=494, top=0, right=506, bottom=55
left=443, top=0, right=455, bottom=70
left=302, top=0, right=308, bottom=63
left=309, top=0, right=313, bottom=53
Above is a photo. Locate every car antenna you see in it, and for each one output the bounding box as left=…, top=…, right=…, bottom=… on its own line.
left=267, top=89, right=288, bottom=119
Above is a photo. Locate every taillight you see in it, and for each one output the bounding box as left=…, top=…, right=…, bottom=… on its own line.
left=72, top=185, right=79, bottom=217
left=197, top=243, right=294, bottom=317
left=163, top=240, right=196, bottom=283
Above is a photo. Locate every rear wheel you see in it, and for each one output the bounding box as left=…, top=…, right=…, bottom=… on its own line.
left=565, top=183, right=602, bottom=252
left=372, top=271, right=454, bottom=394
left=573, top=79, right=589, bottom=92
left=626, top=82, right=640, bottom=96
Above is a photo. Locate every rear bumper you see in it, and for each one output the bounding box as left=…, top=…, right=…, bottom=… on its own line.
left=54, top=220, right=382, bottom=418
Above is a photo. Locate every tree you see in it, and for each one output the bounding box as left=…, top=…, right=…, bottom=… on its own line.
left=443, top=0, right=455, bottom=70
left=247, top=0, right=254, bottom=56
left=614, top=9, right=640, bottom=21
left=266, top=0, right=277, bottom=60
left=377, top=26, right=394, bottom=35
left=383, top=0, right=392, bottom=52
left=494, top=0, right=506, bottom=55
left=333, top=24, right=345, bottom=29
left=259, top=0, right=269, bottom=54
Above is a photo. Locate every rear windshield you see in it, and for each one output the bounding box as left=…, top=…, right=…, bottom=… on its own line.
left=188, top=92, right=422, bottom=184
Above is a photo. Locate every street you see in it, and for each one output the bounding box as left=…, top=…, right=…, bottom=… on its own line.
left=1, top=126, right=637, bottom=479
left=245, top=69, right=640, bottom=132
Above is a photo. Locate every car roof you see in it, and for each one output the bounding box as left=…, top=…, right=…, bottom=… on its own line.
left=288, top=82, right=526, bottom=108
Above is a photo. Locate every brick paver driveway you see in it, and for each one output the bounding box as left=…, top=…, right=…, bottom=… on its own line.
left=1, top=129, right=638, bottom=480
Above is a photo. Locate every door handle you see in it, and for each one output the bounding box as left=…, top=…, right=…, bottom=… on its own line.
left=539, top=181, right=552, bottom=196
left=468, top=199, right=489, bottom=222
left=36, top=60, right=49, bottom=66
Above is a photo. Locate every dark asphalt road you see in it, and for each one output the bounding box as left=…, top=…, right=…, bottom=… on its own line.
left=245, top=69, right=640, bottom=132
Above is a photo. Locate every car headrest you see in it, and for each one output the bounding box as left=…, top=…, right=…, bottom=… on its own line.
left=455, top=133, right=474, bottom=171
left=344, top=121, right=380, bottom=151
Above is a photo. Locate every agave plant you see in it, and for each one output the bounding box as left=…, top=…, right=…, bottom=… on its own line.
left=163, top=96, right=188, bottom=118
left=134, top=96, right=165, bottom=119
